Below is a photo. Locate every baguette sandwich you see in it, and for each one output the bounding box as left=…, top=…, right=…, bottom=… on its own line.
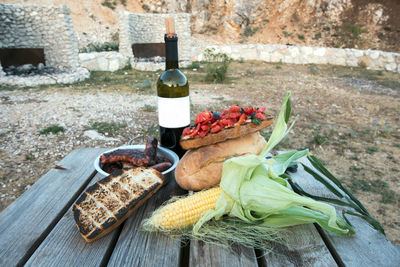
left=175, top=104, right=273, bottom=191
left=73, top=167, right=163, bottom=242
left=180, top=106, right=273, bottom=150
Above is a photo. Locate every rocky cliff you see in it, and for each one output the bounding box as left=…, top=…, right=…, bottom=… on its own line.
left=2, top=0, right=399, bottom=52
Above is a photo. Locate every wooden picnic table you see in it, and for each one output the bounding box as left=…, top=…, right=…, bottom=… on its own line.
left=0, top=148, right=399, bottom=267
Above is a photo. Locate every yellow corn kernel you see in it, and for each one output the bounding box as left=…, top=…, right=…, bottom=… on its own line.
left=151, top=186, right=222, bottom=230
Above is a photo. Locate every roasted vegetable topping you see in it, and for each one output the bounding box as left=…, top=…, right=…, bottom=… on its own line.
left=182, top=104, right=268, bottom=138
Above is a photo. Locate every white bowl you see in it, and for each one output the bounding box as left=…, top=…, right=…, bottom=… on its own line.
left=94, top=145, right=179, bottom=180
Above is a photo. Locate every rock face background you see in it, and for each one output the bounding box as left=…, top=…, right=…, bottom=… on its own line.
left=1, top=0, right=399, bottom=52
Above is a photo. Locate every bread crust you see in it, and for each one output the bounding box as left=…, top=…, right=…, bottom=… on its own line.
left=175, top=132, right=267, bottom=191
left=180, top=115, right=273, bottom=150
left=73, top=168, right=163, bottom=242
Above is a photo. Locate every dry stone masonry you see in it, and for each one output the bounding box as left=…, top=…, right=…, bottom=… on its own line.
left=119, top=12, right=192, bottom=71
left=1, top=4, right=399, bottom=86
left=79, top=52, right=129, bottom=72
left=193, top=44, right=400, bottom=73
left=0, top=3, right=89, bottom=86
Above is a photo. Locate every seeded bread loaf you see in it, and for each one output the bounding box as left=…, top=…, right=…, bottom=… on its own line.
left=72, top=167, right=163, bottom=242
left=180, top=116, right=273, bottom=150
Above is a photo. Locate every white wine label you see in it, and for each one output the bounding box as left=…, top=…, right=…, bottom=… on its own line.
left=158, top=96, right=190, bottom=128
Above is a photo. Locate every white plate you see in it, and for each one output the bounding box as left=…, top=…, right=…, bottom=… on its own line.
left=94, top=144, right=179, bottom=177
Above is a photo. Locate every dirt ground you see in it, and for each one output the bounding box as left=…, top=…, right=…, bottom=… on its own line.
left=0, top=61, right=399, bottom=245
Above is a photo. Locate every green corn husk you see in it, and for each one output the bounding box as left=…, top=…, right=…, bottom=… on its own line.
left=193, top=93, right=354, bottom=237
left=143, top=92, right=368, bottom=250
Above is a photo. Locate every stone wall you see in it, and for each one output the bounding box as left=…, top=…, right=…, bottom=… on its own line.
left=119, top=12, right=192, bottom=70
left=193, top=44, right=400, bottom=73
left=79, top=52, right=129, bottom=72
left=0, top=3, right=80, bottom=70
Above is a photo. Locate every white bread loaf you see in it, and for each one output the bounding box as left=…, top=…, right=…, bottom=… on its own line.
left=175, top=132, right=267, bottom=191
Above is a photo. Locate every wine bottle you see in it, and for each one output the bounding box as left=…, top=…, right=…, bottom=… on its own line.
left=157, top=18, right=190, bottom=158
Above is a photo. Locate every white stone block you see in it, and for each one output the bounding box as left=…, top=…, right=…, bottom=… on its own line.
left=313, top=47, right=326, bottom=57
left=394, top=54, right=400, bottom=64
left=288, top=46, right=300, bottom=57
left=79, top=53, right=95, bottom=61
left=109, top=59, right=120, bottom=72
left=300, top=46, right=313, bottom=56
left=351, top=48, right=364, bottom=58
left=270, top=51, right=283, bottom=63
left=367, top=50, right=380, bottom=60
left=240, top=47, right=258, bottom=60
left=259, top=50, right=271, bottom=61
left=97, top=57, right=109, bottom=71
left=282, top=56, right=293, bottom=64
left=384, top=63, right=397, bottom=72
left=380, top=52, right=395, bottom=63
left=345, top=56, right=358, bottom=67
left=329, top=56, right=346, bottom=66
left=220, top=46, right=232, bottom=54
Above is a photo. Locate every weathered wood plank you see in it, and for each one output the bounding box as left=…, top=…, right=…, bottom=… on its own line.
left=107, top=177, right=185, bottom=267
left=290, top=157, right=400, bottom=266
left=25, top=172, right=118, bottom=267
left=0, top=148, right=105, bottom=267
left=262, top=224, right=337, bottom=267
left=190, top=241, right=258, bottom=267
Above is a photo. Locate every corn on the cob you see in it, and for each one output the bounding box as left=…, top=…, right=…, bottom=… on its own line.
left=151, top=186, right=222, bottom=230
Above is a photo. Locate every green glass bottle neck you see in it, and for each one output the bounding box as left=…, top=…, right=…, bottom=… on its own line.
left=165, top=34, right=179, bottom=70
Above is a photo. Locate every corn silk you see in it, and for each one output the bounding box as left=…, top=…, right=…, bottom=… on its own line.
left=144, top=92, right=355, bottom=249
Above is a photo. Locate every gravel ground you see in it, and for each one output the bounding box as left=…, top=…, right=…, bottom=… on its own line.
left=1, top=62, right=399, bottom=245
left=0, top=90, right=158, bottom=209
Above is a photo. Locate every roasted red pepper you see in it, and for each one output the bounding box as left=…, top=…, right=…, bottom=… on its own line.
left=182, top=104, right=267, bottom=138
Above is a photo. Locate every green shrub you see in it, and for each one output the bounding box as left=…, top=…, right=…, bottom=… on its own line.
left=381, top=190, right=396, bottom=204
left=243, top=26, right=259, bottom=37
left=142, top=104, right=157, bottom=112
left=297, top=34, right=305, bottom=40
left=203, top=48, right=232, bottom=83
left=311, top=125, right=330, bottom=145
left=246, top=68, right=255, bottom=75
left=323, top=26, right=331, bottom=31
left=187, top=61, right=200, bottom=69
left=101, top=0, right=117, bottom=10
left=39, top=125, right=65, bottom=135
left=88, top=121, right=126, bottom=136
left=366, top=146, right=378, bottom=154
left=345, top=24, right=368, bottom=39
left=335, top=24, right=368, bottom=48
left=80, top=41, right=119, bottom=53
left=142, top=4, right=150, bottom=12
left=138, top=80, right=152, bottom=91
left=310, top=66, right=320, bottom=74
left=282, top=31, right=289, bottom=37
left=25, top=153, right=35, bottom=160
left=141, top=123, right=159, bottom=137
